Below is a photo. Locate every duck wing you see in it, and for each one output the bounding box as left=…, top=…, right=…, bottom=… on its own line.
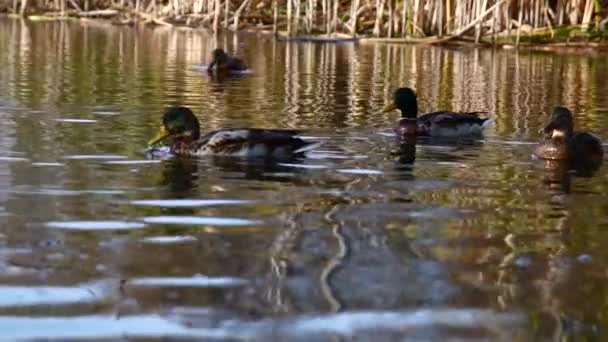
left=570, top=132, right=604, bottom=162
left=192, top=129, right=315, bottom=156
left=417, top=111, right=491, bottom=137
left=419, top=111, right=489, bottom=126
left=226, top=57, right=248, bottom=71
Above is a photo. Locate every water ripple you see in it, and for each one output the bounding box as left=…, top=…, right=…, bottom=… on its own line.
left=140, top=236, right=198, bottom=244
left=130, top=199, right=255, bottom=208
left=0, top=309, right=525, bottom=341
left=45, top=221, right=146, bottom=230
left=127, top=275, right=249, bottom=288
left=141, top=216, right=262, bottom=226
left=0, top=285, right=104, bottom=307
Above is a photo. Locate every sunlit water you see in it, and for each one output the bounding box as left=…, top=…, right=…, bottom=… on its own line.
left=0, top=18, right=608, bottom=341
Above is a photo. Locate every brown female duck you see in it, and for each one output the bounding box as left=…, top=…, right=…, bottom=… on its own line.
left=534, top=107, right=604, bottom=164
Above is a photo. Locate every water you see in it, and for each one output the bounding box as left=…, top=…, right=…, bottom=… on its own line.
left=0, top=18, right=607, bottom=341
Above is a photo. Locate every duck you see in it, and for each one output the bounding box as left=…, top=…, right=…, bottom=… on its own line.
left=383, top=87, right=492, bottom=138
left=148, top=107, right=320, bottom=158
left=534, top=106, right=604, bottom=165
left=207, top=48, right=248, bottom=74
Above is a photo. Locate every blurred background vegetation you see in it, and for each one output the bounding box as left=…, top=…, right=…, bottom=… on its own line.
left=1, top=0, right=608, bottom=42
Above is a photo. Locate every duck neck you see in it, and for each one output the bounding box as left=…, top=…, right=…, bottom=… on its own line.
left=551, top=129, right=571, bottom=141
left=399, top=105, right=418, bottom=119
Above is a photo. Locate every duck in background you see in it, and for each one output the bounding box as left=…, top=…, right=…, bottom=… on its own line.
left=148, top=107, right=320, bottom=158
left=207, top=48, right=248, bottom=74
left=534, top=106, right=604, bottom=166
left=383, top=87, right=492, bottom=138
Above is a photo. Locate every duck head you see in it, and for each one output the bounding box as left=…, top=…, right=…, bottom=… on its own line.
left=148, top=107, right=201, bottom=146
left=543, top=107, right=574, bottom=139
left=383, top=87, right=418, bottom=119
left=212, top=48, right=229, bottom=64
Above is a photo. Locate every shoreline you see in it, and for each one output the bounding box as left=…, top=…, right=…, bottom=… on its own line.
left=2, top=12, right=607, bottom=52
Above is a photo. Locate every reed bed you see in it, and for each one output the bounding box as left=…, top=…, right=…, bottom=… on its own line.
left=2, top=0, right=608, bottom=41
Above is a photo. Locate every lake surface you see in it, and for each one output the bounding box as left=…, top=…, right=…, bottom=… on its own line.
left=1, top=18, right=608, bottom=341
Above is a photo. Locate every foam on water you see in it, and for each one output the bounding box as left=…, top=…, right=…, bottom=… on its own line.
left=104, top=160, right=162, bottom=165
left=130, top=199, right=254, bottom=207
left=140, top=235, right=198, bottom=244
left=0, top=156, right=29, bottom=162
left=63, top=154, right=129, bottom=160
left=141, top=216, right=262, bottom=226
left=0, top=308, right=525, bottom=341
left=92, top=111, right=120, bottom=116
left=337, top=168, right=384, bottom=175
left=45, top=220, right=147, bottom=230
left=127, top=275, right=249, bottom=287
left=0, top=285, right=104, bottom=307
left=14, top=188, right=126, bottom=196
left=277, top=163, right=329, bottom=169
left=31, top=162, right=64, bottom=167
left=55, top=118, right=97, bottom=123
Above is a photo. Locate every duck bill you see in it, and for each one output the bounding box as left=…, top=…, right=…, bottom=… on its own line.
left=382, top=103, right=397, bottom=113
left=541, top=121, right=557, bottom=135
left=148, top=126, right=171, bottom=146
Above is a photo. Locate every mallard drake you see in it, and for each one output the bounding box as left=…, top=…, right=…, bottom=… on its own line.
left=207, top=48, right=248, bottom=74
left=148, top=107, right=320, bottom=158
left=383, top=87, right=492, bottom=138
left=534, top=107, right=604, bottom=164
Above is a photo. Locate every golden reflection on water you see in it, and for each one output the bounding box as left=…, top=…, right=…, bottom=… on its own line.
left=1, top=19, right=607, bottom=136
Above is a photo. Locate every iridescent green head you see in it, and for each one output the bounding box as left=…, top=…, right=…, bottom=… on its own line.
left=148, top=107, right=201, bottom=146
left=383, top=87, right=419, bottom=119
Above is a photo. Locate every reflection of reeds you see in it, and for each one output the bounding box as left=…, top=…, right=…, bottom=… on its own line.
left=2, top=18, right=607, bottom=146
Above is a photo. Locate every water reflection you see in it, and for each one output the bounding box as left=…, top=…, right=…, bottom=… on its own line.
left=394, top=141, right=417, bottom=165
left=538, top=158, right=603, bottom=194
left=159, top=158, right=199, bottom=195
left=0, top=18, right=608, bottom=341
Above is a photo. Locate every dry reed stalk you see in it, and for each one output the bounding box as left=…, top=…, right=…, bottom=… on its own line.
left=387, top=0, right=393, bottom=38
left=272, top=0, right=277, bottom=34
left=349, top=0, right=360, bottom=36
left=321, top=0, right=327, bottom=33
left=223, top=0, right=229, bottom=27
left=373, top=0, right=385, bottom=37
left=582, top=0, right=594, bottom=28
left=294, top=0, right=301, bottom=34
left=231, top=0, right=250, bottom=30
left=332, top=0, right=338, bottom=35
left=516, top=0, right=523, bottom=46
left=413, top=0, right=420, bottom=36
left=287, top=0, right=292, bottom=35
left=213, top=0, right=219, bottom=32
left=401, top=0, right=407, bottom=36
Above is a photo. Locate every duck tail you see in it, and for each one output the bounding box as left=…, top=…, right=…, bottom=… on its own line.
left=481, top=118, right=495, bottom=130
left=294, top=140, right=323, bottom=154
